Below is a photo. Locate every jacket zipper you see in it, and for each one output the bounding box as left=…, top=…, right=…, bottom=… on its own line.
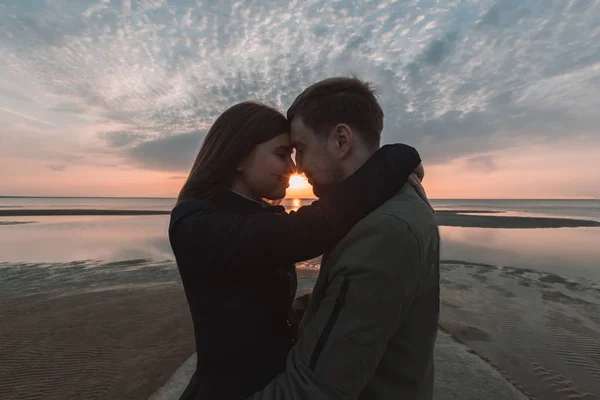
left=309, top=277, right=350, bottom=370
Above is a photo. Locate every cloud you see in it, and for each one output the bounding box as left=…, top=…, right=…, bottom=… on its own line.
left=464, top=155, right=497, bottom=172
left=46, top=164, right=68, bottom=172
left=51, top=103, right=88, bottom=115
left=101, top=131, right=150, bottom=148
left=421, top=32, right=459, bottom=66
left=82, top=3, right=108, bottom=18
left=125, top=131, right=206, bottom=171
left=0, top=0, right=599, bottom=173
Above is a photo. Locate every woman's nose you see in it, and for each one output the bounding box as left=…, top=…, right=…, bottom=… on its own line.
left=288, top=157, right=297, bottom=174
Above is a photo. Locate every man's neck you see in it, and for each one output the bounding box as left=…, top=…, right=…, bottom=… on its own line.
left=340, top=145, right=379, bottom=180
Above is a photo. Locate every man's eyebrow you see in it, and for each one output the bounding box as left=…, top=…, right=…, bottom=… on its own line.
left=275, top=145, right=293, bottom=152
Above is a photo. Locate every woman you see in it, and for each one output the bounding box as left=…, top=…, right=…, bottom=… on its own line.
left=169, top=101, right=423, bottom=400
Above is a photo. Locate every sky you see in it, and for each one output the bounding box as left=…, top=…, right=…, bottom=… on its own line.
left=0, top=0, right=599, bottom=199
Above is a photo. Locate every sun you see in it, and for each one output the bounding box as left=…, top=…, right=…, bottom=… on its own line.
left=288, top=174, right=310, bottom=190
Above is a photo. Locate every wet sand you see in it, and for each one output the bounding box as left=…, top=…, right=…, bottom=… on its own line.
left=0, top=261, right=194, bottom=400
left=434, top=210, right=600, bottom=228
left=440, top=261, right=600, bottom=400
left=0, top=286, right=194, bottom=400
left=1, top=207, right=599, bottom=399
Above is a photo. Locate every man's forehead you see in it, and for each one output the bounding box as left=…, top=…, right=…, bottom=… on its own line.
left=290, top=118, right=310, bottom=145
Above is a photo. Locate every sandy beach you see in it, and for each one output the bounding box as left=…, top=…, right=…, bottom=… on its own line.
left=439, top=261, right=600, bottom=400
left=0, top=282, right=194, bottom=400
left=2, top=258, right=600, bottom=399
left=1, top=205, right=599, bottom=399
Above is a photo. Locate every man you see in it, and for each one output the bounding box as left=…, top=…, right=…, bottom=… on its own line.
left=249, top=77, right=440, bottom=400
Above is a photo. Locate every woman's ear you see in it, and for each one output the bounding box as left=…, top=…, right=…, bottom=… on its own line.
left=236, top=159, right=246, bottom=173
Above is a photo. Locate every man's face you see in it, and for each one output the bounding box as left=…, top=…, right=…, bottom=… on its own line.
left=290, top=117, right=344, bottom=197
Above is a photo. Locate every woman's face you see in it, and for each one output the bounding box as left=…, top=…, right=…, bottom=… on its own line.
left=238, top=133, right=296, bottom=200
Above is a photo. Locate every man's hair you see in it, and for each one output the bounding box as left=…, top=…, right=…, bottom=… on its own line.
left=287, top=76, right=384, bottom=147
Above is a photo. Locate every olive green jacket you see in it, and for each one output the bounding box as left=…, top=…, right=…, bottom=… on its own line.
left=249, top=184, right=441, bottom=400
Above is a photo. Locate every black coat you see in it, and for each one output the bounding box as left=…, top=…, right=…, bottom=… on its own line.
left=168, top=144, right=421, bottom=400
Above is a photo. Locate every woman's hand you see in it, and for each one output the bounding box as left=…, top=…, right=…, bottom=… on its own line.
left=408, top=171, right=435, bottom=213
left=413, top=163, right=425, bottom=182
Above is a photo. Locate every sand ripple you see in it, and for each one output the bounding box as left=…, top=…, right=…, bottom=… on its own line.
left=0, top=286, right=194, bottom=400
left=440, top=261, right=600, bottom=400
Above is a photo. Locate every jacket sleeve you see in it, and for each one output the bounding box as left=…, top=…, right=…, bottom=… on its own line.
left=247, top=214, right=421, bottom=400
left=172, top=144, right=421, bottom=268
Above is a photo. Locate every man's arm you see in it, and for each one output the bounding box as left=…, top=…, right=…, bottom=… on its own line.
left=248, top=214, right=421, bottom=400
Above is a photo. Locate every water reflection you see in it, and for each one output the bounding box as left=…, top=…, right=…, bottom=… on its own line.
left=291, top=199, right=301, bottom=212
left=2, top=209, right=599, bottom=284
left=0, top=215, right=172, bottom=263
left=440, top=226, right=600, bottom=281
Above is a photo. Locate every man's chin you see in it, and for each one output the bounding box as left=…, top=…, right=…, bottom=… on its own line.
left=312, top=180, right=341, bottom=198
left=312, top=185, right=328, bottom=198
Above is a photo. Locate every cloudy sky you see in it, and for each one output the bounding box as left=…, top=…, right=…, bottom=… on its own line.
left=0, top=0, right=599, bottom=198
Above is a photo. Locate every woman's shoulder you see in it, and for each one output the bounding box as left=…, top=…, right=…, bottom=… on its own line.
left=170, top=199, right=228, bottom=231
left=169, top=194, right=288, bottom=244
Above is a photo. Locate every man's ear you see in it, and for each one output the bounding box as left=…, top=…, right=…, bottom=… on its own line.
left=331, top=123, right=353, bottom=157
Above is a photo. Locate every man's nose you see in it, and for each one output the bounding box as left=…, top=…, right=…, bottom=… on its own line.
left=294, top=156, right=303, bottom=174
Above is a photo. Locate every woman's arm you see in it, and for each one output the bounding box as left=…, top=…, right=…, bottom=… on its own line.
left=173, top=144, right=421, bottom=270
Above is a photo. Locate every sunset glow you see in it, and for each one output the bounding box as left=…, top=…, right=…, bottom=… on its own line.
left=0, top=1, right=598, bottom=199
left=288, top=174, right=310, bottom=191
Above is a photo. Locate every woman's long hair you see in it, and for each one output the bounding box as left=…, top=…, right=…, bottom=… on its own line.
left=177, top=101, right=290, bottom=205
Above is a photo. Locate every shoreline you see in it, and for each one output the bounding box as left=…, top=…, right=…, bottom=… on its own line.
left=1, top=208, right=599, bottom=228
left=434, top=210, right=600, bottom=228
left=0, top=209, right=170, bottom=216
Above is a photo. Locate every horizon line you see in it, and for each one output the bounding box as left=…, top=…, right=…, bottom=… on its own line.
left=0, top=195, right=597, bottom=201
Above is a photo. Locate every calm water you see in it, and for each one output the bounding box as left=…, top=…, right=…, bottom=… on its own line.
left=1, top=197, right=599, bottom=281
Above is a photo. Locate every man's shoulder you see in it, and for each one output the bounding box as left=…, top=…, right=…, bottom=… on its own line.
left=326, top=188, right=424, bottom=257
left=360, top=184, right=436, bottom=230
left=326, top=184, right=438, bottom=262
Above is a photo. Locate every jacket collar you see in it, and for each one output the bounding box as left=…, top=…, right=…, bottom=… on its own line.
left=172, top=190, right=286, bottom=219
left=211, top=190, right=287, bottom=215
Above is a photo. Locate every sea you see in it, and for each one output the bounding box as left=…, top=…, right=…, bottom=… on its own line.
left=1, top=197, right=599, bottom=281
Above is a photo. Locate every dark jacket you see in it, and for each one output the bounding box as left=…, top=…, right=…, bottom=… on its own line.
left=248, top=184, right=440, bottom=400
left=168, top=144, right=421, bottom=400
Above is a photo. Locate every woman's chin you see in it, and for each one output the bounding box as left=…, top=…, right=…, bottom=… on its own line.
left=264, top=189, right=286, bottom=201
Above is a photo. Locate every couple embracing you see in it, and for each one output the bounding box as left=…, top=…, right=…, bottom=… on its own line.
left=169, top=76, right=440, bottom=400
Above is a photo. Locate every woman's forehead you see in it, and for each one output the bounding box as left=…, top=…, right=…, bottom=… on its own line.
left=267, top=132, right=292, bottom=146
